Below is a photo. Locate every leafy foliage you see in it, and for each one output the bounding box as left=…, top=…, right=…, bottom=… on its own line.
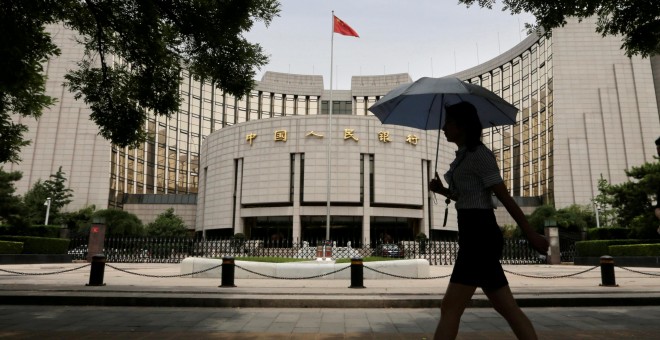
left=528, top=204, right=597, bottom=232
left=459, top=0, right=660, bottom=57
left=21, top=167, right=74, bottom=225
left=1, top=0, right=281, bottom=162
left=0, top=1, right=61, bottom=163
left=82, top=208, right=144, bottom=237
left=0, top=168, right=29, bottom=228
left=22, top=180, right=49, bottom=225
left=145, top=208, right=189, bottom=238
left=60, top=205, right=96, bottom=235
left=42, top=166, right=73, bottom=220
left=597, top=160, right=660, bottom=237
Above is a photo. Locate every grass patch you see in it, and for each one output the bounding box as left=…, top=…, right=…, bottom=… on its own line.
left=335, top=256, right=403, bottom=263
left=231, top=256, right=311, bottom=263
left=214, top=256, right=405, bottom=263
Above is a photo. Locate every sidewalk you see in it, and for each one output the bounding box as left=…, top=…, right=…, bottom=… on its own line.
left=1, top=262, right=660, bottom=308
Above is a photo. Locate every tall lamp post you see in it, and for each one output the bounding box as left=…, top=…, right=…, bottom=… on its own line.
left=44, top=197, right=52, bottom=225
left=595, top=203, right=601, bottom=228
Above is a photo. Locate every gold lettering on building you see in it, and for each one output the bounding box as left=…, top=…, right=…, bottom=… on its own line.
left=344, top=129, right=358, bottom=142
left=246, top=133, right=257, bottom=145
left=305, top=131, right=324, bottom=138
left=274, top=130, right=287, bottom=142
left=378, top=131, right=392, bottom=143
left=406, top=134, right=419, bottom=145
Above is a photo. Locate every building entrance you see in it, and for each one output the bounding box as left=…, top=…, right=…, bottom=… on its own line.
left=370, top=216, right=418, bottom=245
left=244, top=216, right=293, bottom=245
left=300, top=216, right=363, bottom=247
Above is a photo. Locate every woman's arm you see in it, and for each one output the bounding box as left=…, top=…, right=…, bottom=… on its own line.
left=491, top=182, right=549, bottom=255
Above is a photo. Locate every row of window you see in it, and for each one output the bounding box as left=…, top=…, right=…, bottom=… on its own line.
left=110, top=36, right=555, bottom=207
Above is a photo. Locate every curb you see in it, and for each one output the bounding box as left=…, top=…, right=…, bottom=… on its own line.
left=2, top=292, right=660, bottom=309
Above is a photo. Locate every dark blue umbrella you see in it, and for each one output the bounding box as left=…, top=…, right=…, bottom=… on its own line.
left=369, top=75, right=518, bottom=177
left=368, top=76, right=518, bottom=131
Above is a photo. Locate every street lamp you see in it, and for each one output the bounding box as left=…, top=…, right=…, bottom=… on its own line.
left=594, top=203, right=601, bottom=228
left=44, top=197, right=52, bottom=225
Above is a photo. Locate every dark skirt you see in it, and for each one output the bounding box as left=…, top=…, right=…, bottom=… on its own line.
left=450, top=209, right=508, bottom=291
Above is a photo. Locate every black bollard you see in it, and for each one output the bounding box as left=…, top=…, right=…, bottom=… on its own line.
left=220, top=256, right=236, bottom=288
left=599, top=255, right=618, bottom=287
left=86, top=254, right=106, bottom=286
left=349, top=257, right=365, bottom=289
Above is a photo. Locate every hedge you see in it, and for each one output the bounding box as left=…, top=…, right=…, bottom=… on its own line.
left=0, top=241, right=24, bottom=254
left=576, top=239, right=660, bottom=257
left=609, top=244, right=660, bottom=257
left=587, top=227, right=630, bottom=240
left=0, top=236, right=69, bottom=254
left=0, top=225, right=62, bottom=238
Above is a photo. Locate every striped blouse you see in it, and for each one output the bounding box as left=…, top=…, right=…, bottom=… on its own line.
left=444, top=143, right=503, bottom=209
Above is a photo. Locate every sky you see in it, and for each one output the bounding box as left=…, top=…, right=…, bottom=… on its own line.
left=245, top=0, right=536, bottom=90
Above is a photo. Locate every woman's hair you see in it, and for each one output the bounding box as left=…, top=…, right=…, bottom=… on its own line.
left=445, top=101, right=483, bottom=151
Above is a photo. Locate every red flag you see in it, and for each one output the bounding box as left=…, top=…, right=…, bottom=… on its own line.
left=333, top=15, right=359, bottom=37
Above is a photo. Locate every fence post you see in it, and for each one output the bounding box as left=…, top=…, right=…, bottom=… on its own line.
left=86, top=254, right=106, bottom=286
left=349, top=257, right=365, bottom=289
left=220, top=256, right=236, bottom=288
left=599, top=255, right=617, bottom=287
left=544, top=225, right=560, bottom=264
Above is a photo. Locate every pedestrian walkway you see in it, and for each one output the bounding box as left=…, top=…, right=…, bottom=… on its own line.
left=1, top=263, right=660, bottom=309
left=1, top=305, right=660, bottom=339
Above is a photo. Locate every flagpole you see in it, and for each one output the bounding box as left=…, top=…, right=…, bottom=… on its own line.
left=326, top=11, right=334, bottom=241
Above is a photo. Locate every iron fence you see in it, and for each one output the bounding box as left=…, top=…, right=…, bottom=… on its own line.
left=67, top=236, right=545, bottom=265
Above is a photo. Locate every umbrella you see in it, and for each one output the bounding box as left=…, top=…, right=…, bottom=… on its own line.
left=368, top=76, right=518, bottom=131
left=368, top=76, right=519, bottom=171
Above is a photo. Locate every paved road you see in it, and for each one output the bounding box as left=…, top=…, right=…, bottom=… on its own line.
left=1, top=305, right=659, bottom=339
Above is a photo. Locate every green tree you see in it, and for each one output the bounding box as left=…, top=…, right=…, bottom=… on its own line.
left=0, top=1, right=61, bottom=164
left=598, top=161, right=660, bottom=237
left=42, top=166, right=73, bottom=222
left=528, top=203, right=595, bottom=233
left=22, top=179, right=50, bottom=225
left=60, top=205, right=96, bottom=236
left=554, top=204, right=595, bottom=232
left=145, top=208, right=189, bottom=238
left=21, top=167, right=74, bottom=225
left=592, top=175, right=618, bottom=227
left=80, top=208, right=144, bottom=237
left=527, top=204, right=556, bottom=232
left=459, top=0, right=660, bottom=57
left=1, top=0, right=281, bottom=164
left=0, top=168, right=30, bottom=228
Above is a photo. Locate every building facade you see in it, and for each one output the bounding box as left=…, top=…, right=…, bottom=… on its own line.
left=5, top=18, right=660, bottom=237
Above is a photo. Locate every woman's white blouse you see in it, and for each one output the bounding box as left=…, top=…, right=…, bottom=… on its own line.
left=444, top=144, right=503, bottom=209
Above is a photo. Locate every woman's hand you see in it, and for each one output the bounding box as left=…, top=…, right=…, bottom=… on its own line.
left=429, top=172, right=446, bottom=194
left=527, top=233, right=549, bottom=255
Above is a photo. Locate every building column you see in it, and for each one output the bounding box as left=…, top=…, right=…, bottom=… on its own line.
left=362, top=154, right=371, bottom=246
left=292, top=154, right=302, bottom=241
left=233, top=158, right=244, bottom=234
left=421, top=159, right=430, bottom=237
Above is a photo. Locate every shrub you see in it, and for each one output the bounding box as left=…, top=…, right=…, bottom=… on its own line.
left=587, top=227, right=630, bottom=240
left=609, top=244, right=660, bottom=256
left=576, top=239, right=660, bottom=257
left=0, top=241, right=23, bottom=254
left=0, top=236, right=69, bottom=254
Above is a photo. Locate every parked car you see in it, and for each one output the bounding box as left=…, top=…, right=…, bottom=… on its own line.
left=374, top=243, right=405, bottom=258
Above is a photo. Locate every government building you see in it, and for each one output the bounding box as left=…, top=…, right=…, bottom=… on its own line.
left=5, top=17, right=660, bottom=242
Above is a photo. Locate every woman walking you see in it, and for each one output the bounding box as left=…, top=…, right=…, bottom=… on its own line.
left=429, top=101, right=549, bottom=340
